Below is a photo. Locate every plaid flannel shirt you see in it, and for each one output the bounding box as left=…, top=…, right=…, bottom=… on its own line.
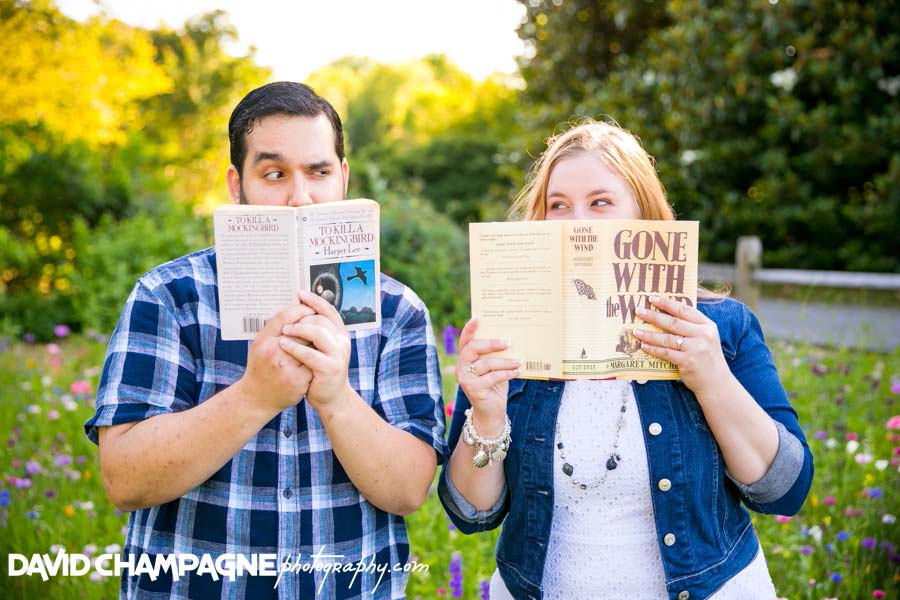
left=85, top=247, right=447, bottom=599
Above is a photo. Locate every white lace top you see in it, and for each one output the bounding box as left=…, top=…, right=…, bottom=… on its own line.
left=490, top=380, right=777, bottom=599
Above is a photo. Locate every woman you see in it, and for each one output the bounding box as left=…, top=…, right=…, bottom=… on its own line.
left=438, top=120, right=813, bottom=600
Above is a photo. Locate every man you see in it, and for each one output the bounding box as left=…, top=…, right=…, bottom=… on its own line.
left=85, top=82, right=447, bottom=599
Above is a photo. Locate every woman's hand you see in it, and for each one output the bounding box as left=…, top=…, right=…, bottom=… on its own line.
left=631, top=296, right=731, bottom=397
left=454, top=318, right=521, bottom=435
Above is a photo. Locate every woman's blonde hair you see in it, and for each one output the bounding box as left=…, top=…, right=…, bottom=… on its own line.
left=511, top=118, right=726, bottom=299
left=510, top=119, right=675, bottom=222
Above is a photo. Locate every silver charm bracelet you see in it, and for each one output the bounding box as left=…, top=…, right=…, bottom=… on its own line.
left=462, top=408, right=512, bottom=468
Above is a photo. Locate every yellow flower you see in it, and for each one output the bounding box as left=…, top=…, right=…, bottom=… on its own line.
left=83, top=470, right=91, bottom=480
left=810, top=495, right=819, bottom=507
left=823, top=516, right=831, bottom=525
left=64, top=505, right=74, bottom=517
left=864, top=473, right=874, bottom=484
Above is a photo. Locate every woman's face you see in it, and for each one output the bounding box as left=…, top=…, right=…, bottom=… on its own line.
left=544, top=152, right=641, bottom=221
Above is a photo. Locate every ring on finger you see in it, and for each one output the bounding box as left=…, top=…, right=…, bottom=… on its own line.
left=467, top=363, right=479, bottom=376
left=675, top=335, right=684, bottom=351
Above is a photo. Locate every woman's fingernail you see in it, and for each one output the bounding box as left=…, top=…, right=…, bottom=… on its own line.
left=632, top=328, right=644, bottom=336
left=649, top=295, right=660, bottom=303
left=636, top=307, right=647, bottom=316
left=501, top=339, right=511, bottom=348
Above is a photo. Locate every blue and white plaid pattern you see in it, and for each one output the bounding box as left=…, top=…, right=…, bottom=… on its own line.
left=85, top=247, right=447, bottom=599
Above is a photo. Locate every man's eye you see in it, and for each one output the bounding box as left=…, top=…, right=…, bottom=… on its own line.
left=314, top=169, right=330, bottom=177
left=264, top=171, right=284, bottom=180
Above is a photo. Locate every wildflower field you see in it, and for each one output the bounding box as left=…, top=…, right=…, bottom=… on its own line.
left=1, top=332, right=897, bottom=599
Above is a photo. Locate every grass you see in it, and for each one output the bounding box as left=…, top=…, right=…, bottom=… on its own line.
left=1, top=334, right=898, bottom=599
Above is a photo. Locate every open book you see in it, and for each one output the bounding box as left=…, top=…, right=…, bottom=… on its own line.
left=214, top=199, right=380, bottom=340
left=469, top=219, right=698, bottom=380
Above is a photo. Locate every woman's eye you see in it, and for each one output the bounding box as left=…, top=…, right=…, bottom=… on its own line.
left=549, top=201, right=567, bottom=210
left=264, top=171, right=284, bottom=181
left=591, top=198, right=610, bottom=207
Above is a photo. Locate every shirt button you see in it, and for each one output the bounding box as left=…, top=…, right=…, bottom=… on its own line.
left=648, top=422, right=662, bottom=436
left=664, top=533, right=676, bottom=546
left=678, top=591, right=690, bottom=600
left=283, top=427, right=292, bottom=438
left=658, top=478, right=672, bottom=492
left=283, top=488, right=293, bottom=499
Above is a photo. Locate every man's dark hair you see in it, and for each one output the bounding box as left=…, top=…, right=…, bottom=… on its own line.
left=228, top=81, right=345, bottom=175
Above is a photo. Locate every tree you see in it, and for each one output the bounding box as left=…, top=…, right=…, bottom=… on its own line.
left=516, top=0, right=900, bottom=271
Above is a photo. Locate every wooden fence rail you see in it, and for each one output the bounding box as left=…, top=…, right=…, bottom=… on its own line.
left=699, top=236, right=900, bottom=309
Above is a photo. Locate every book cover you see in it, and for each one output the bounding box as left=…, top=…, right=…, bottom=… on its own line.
left=469, top=219, right=699, bottom=380
left=214, top=199, right=380, bottom=340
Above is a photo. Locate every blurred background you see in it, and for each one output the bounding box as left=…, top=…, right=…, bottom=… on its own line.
left=1, top=1, right=899, bottom=598
left=1, top=0, right=897, bottom=341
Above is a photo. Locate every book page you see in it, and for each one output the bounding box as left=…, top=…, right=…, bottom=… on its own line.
left=214, top=205, right=299, bottom=340
left=469, top=221, right=563, bottom=378
left=299, top=199, right=381, bottom=331
left=562, top=219, right=698, bottom=380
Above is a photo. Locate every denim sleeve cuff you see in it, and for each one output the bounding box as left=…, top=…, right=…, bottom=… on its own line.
left=440, top=467, right=508, bottom=523
left=727, top=420, right=804, bottom=504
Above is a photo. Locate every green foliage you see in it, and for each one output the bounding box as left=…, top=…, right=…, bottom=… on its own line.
left=365, top=165, right=470, bottom=329
left=1, top=337, right=898, bottom=599
left=310, top=55, right=521, bottom=225
left=516, top=0, right=900, bottom=271
left=68, top=206, right=211, bottom=334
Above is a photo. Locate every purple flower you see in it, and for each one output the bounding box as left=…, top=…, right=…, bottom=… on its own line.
left=23, top=333, right=35, bottom=344
left=837, top=530, right=850, bottom=542
left=824, top=543, right=834, bottom=553
left=25, top=461, right=41, bottom=475
left=480, top=579, right=490, bottom=600
left=831, top=572, right=843, bottom=583
left=814, top=430, right=827, bottom=440
left=879, top=541, right=896, bottom=552
left=861, top=537, right=877, bottom=550
left=449, top=553, right=464, bottom=598
left=811, top=364, right=827, bottom=376
left=14, top=478, right=32, bottom=488
left=867, top=487, right=884, bottom=499
left=442, top=325, right=460, bottom=355
left=0, top=489, right=9, bottom=507
left=54, top=324, right=71, bottom=338
left=44, top=489, right=57, bottom=499
left=802, top=545, right=813, bottom=556
left=53, top=454, right=73, bottom=467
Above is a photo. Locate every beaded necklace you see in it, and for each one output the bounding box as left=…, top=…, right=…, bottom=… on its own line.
left=555, top=382, right=630, bottom=490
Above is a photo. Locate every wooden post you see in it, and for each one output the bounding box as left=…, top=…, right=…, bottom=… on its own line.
left=735, top=236, right=762, bottom=309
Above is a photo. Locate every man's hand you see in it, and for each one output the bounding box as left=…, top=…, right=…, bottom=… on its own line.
left=239, top=302, right=316, bottom=414
left=279, top=290, right=353, bottom=410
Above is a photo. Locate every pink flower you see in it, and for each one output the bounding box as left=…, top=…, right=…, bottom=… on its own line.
left=775, top=515, right=792, bottom=523
left=70, top=380, right=92, bottom=395
left=846, top=432, right=859, bottom=441
left=886, top=416, right=900, bottom=430
left=891, top=379, right=900, bottom=395
left=54, top=324, right=71, bottom=338
left=873, top=591, right=886, bottom=599
left=823, top=496, right=836, bottom=505
left=855, top=453, right=872, bottom=464
left=45, top=343, right=61, bottom=355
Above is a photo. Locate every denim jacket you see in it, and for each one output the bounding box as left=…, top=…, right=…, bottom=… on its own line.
left=439, top=299, right=813, bottom=600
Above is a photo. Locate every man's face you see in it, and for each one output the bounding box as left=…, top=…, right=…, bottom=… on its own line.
left=226, top=114, right=349, bottom=206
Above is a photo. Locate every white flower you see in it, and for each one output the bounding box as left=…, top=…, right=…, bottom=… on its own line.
left=770, top=68, right=798, bottom=92
left=26, top=404, right=41, bottom=414
left=825, top=438, right=838, bottom=449
left=104, top=543, right=122, bottom=554
left=875, top=459, right=889, bottom=471
left=49, top=544, right=65, bottom=555
left=89, top=571, right=106, bottom=582
left=846, top=440, right=860, bottom=453
left=82, top=544, right=98, bottom=556
left=808, top=525, right=823, bottom=542
left=41, top=375, right=53, bottom=386
left=21, top=381, right=32, bottom=391
left=883, top=514, right=897, bottom=524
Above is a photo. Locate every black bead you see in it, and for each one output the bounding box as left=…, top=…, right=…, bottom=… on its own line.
left=557, top=442, right=564, bottom=450
left=562, top=463, right=574, bottom=476
left=606, top=456, right=618, bottom=470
